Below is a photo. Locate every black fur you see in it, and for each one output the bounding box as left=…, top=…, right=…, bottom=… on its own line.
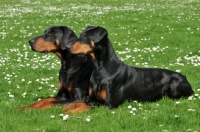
left=71, top=26, right=194, bottom=108
left=19, top=26, right=93, bottom=110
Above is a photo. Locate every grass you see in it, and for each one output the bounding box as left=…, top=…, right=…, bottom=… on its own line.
left=0, top=0, right=200, bottom=131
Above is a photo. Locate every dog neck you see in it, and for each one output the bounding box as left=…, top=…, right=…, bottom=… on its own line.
left=55, top=51, right=62, bottom=61
left=54, top=49, right=70, bottom=72
left=93, top=38, right=123, bottom=72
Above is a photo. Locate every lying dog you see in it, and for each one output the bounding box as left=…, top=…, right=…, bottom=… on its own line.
left=68, top=26, right=194, bottom=112
left=18, top=26, right=93, bottom=111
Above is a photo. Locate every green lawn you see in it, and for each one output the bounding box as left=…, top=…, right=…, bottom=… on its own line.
left=0, top=0, right=200, bottom=131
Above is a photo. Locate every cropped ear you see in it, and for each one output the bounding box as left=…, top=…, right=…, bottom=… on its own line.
left=81, top=26, right=108, bottom=43
left=80, top=26, right=96, bottom=34
left=94, top=26, right=108, bottom=43
left=60, top=27, right=78, bottom=50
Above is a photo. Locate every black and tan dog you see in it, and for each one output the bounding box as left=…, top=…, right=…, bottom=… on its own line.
left=67, top=26, right=194, bottom=113
left=18, top=26, right=93, bottom=112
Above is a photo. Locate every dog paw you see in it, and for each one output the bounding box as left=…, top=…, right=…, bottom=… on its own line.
left=62, top=102, right=91, bottom=114
left=18, top=106, right=28, bottom=111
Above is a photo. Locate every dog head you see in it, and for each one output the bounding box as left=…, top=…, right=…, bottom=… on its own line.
left=70, top=26, right=108, bottom=59
left=80, top=26, right=108, bottom=43
left=29, top=26, right=77, bottom=53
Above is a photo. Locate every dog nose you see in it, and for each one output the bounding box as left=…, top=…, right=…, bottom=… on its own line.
left=29, top=39, right=34, bottom=45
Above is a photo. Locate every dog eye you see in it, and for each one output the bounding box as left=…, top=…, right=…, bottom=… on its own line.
left=83, top=33, right=88, bottom=38
left=46, top=29, right=54, bottom=35
left=48, top=31, right=54, bottom=35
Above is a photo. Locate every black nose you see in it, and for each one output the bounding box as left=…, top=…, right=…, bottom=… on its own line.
left=29, top=39, right=34, bottom=45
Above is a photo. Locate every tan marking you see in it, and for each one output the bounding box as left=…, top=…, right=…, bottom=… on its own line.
left=58, top=80, right=63, bottom=90
left=18, top=97, right=59, bottom=110
left=55, top=39, right=60, bottom=46
left=31, top=37, right=57, bottom=52
left=98, top=90, right=107, bottom=101
left=89, top=86, right=93, bottom=96
left=70, top=42, right=92, bottom=54
left=55, top=52, right=62, bottom=61
left=89, top=53, right=95, bottom=61
left=62, top=102, right=91, bottom=114
left=67, top=80, right=73, bottom=93
left=91, top=40, right=95, bottom=47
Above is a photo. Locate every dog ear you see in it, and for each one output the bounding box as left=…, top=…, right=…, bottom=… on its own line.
left=81, top=26, right=108, bottom=43
left=80, top=26, right=96, bottom=34
left=60, top=27, right=78, bottom=50
left=94, top=26, right=108, bottom=43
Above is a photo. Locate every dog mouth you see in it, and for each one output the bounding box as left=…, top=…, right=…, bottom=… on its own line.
left=30, top=47, right=36, bottom=51
left=42, top=50, right=49, bottom=54
left=77, top=53, right=86, bottom=57
left=30, top=47, right=48, bottom=54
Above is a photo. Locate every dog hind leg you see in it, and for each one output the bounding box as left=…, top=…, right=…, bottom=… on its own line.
left=165, top=74, right=194, bottom=99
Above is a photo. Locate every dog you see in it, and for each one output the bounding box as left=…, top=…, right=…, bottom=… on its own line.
left=67, top=26, right=194, bottom=113
left=18, top=26, right=93, bottom=111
